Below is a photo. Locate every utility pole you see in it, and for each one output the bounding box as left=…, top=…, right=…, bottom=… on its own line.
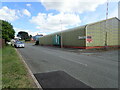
left=60, top=19, right=63, bottom=48
left=105, top=0, right=109, bottom=49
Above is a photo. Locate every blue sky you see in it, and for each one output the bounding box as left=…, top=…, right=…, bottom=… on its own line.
left=0, top=0, right=119, bottom=36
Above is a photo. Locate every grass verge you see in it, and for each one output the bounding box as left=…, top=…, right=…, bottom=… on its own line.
left=2, top=46, right=36, bottom=88
left=0, top=48, right=2, bottom=89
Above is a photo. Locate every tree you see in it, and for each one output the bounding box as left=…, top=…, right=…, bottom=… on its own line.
left=17, top=31, right=30, bottom=40
left=29, top=35, right=32, bottom=39
left=0, top=20, right=15, bottom=42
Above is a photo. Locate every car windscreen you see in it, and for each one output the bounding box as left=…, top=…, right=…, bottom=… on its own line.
left=16, top=42, right=23, bottom=44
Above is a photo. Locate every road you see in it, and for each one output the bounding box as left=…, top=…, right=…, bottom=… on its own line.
left=17, top=43, right=118, bottom=88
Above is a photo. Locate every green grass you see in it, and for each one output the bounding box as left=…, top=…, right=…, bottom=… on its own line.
left=0, top=48, right=2, bottom=89
left=2, top=46, right=36, bottom=88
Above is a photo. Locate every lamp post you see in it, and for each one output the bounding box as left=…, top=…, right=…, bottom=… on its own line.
left=105, top=0, right=109, bottom=49
left=60, top=19, right=63, bottom=48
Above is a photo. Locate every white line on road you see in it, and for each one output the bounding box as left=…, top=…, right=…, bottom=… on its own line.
left=58, top=55, right=88, bottom=67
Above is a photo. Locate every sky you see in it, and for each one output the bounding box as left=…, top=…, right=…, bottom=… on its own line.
left=0, top=0, right=119, bottom=36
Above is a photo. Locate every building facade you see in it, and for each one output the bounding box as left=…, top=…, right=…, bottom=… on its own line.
left=39, top=17, right=120, bottom=49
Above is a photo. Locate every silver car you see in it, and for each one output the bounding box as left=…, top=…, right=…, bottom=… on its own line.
left=14, top=41, right=25, bottom=48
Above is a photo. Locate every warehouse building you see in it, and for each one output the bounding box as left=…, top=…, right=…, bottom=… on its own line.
left=39, top=17, right=120, bottom=49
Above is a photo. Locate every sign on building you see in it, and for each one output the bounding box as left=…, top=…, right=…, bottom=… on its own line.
left=86, top=36, right=93, bottom=43
left=78, top=36, right=86, bottom=39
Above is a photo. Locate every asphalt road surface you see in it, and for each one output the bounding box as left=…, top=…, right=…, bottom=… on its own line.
left=17, top=43, right=118, bottom=88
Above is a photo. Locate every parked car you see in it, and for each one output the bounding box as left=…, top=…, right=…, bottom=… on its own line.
left=14, top=41, right=25, bottom=48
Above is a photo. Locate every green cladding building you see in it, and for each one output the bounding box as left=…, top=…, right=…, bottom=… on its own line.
left=39, top=17, right=120, bottom=49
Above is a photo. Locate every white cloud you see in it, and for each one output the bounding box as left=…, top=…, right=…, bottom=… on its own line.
left=118, top=1, right=120, bottom=19
left=26, top=4, right=31, bottom=7
left=22, top=9, right=31, bottom=17
left=30, top=12, right=81, bottom=33
left=0, top=6, right=19, bottom=21
left=41, top=0, right=107, bottom=13
left=0, top=6, right=32, bottom=21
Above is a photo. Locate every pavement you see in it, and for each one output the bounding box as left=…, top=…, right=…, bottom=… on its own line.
left=17, top=43, right=118, bottom=88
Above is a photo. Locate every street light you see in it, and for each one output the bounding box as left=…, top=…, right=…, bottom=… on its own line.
left=60, top=19, right=63, bottom=48
left=104, top=0, right=109, bottom=49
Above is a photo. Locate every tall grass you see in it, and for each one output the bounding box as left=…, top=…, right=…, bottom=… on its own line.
left=2, top=46, right=36, bottom=88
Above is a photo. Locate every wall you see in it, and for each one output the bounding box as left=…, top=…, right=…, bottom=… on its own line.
left=86, top=17, right=119, bottom=47
left=39, top=17, right=119, bottom=48
left=39, top=26, right=86, bottom=47
left=61, top=26, right=86, bottom=47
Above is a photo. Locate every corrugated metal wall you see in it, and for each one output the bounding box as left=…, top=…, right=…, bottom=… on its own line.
left=62, top=26, right=86, bottom=47
left=39, top=25, right=86, bottom=47
left=40, top=34, right=53, bottom=45
left=39, top=17, right=119, bottom=48
left=118, top=18, right=120, bottom=46
left=86, top=17, right=119, bottom=47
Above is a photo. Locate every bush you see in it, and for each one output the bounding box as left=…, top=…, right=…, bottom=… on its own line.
left=25, top=39, right=30, bottom=42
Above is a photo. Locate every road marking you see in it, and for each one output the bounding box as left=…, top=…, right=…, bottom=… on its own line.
left=58, top=55, right=88, bottom=67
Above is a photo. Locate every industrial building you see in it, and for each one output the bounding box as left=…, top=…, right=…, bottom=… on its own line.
left=39, top=17, right=120, bottom=49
